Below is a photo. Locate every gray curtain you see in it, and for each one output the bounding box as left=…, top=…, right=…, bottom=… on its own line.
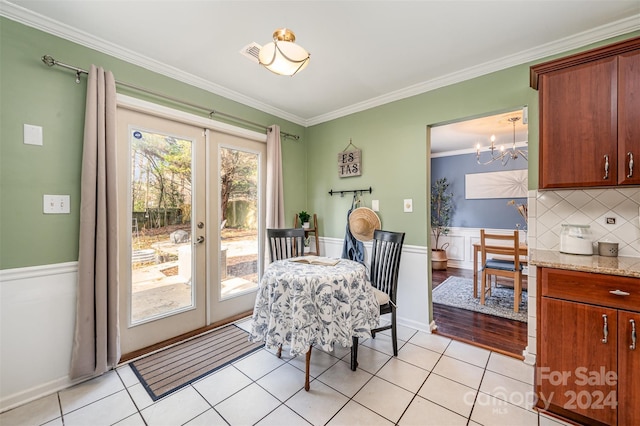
left=69, top=65, right=120, bottom=379
left=266, top=125, right=285, bottom=229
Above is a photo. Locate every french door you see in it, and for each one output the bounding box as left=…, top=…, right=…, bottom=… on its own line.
left=210, top=132, right=266, bottom=322
left=117, top=101, right=266, bottom=354
left=117, top=107, right=208, bottom=353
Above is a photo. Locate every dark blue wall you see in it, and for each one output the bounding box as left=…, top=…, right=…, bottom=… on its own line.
left=431, top=151, right=528, bottom=230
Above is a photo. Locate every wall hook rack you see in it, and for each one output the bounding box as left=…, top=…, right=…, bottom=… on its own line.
left=328, top=187, right=372, bottom=197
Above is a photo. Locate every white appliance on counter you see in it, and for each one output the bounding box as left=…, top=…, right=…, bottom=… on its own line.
left=559, top=224, right=593, bottom=255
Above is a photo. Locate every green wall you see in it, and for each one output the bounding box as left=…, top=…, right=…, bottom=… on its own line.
left=307, top=66, right=534, bottom=247
left=0, top=18, right=306, bottom=269
left=306, top=32, right=639, bottom=247
left=2, top=16, right=637, bottom=267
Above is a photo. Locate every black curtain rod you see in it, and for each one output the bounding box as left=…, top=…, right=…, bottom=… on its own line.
left=328, top=187, right=372, bottom=197
left=41, top=55, right=300, bottom=141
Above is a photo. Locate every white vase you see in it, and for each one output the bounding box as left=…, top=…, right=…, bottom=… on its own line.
left=302, top=222, right=310, bottom=229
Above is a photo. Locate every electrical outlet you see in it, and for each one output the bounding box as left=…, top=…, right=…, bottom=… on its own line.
left=43, top=195, right=70, bottom=214
left=372, top=200, right=379, bottom=211
left=605, top=217, right=616, bottom=225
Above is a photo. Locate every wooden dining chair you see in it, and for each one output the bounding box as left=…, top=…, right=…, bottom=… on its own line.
left=479, top=229, right=523, bottom=313
left=365, top=230, right=405, bottom=356
left=266, top=228, right=305, bottom=262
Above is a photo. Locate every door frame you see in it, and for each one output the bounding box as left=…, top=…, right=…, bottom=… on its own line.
left=117, top=94, right=267, bottom=344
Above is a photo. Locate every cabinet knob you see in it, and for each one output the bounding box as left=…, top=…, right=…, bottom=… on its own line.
left=627, top=152, right=634, bottom=179
left=603, top=154, right=609, bottom=180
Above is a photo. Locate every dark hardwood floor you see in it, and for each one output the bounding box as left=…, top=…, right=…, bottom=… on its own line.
left=431, top=267, right=528, bottom=359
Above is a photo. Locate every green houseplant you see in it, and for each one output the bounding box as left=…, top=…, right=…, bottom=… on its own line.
left=298, top=210, right=311, bottom=228
left=431, top=177, right=454, bottom=270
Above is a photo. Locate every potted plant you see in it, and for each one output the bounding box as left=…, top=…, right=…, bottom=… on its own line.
left=431, top=177, right=454, bottom=270
left=298, top=211, right=311, bottom=228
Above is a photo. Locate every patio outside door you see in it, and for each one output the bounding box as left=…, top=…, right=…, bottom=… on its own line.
left=117, top=107, right=207, bottom=354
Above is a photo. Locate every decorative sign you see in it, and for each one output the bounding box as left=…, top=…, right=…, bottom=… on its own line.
left=338, top=149, right=361, bottom=177
left=338, top=139, right=362, bottom=178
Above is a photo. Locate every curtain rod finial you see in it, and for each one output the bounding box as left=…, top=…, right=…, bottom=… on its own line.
left=42, top=55, right=55, bottom=67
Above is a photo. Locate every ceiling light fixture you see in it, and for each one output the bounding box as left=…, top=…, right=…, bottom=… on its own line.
left=259, top=28, right=310, bottom=76
left=476, top=116, right=528, bottom=166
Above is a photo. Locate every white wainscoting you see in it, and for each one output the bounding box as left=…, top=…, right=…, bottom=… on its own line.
left=320, top=237, right=433, bottom=334
left=0, top=239, right=433, bottom=411
left=431, top=227, right=528, bottom=272
left=0, top=263, right=80, bottom=411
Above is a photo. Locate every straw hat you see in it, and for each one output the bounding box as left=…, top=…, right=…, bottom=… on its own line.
left=349, top=207, right=381, bottom=242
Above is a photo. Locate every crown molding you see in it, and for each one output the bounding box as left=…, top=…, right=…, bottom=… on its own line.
left=432, top=142, right=528, bottom=159
left=306, top=14, right=640, bottom=126
left=0, top=1, right=308, bottom=126
left=2, top=1, right=638, bottom=128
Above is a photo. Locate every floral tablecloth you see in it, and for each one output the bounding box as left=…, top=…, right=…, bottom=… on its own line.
left=249, top=258, right=380, bottom=357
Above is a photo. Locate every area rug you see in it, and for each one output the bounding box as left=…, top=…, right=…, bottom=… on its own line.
left=433, top=276, right=528, bottom=322
left=129, top=324, right=263, bottom=400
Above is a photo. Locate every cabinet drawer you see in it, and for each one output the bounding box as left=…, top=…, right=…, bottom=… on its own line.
left=541, top=268, right=640, bottom=311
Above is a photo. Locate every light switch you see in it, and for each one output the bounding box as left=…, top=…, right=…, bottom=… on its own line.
left=24, top=124, right=43, bottom=146
left=43, top=195, right=70, bottom=214
left=404, top=199, right=413, bottom=213
left=372, top=200, right=379, bottom=211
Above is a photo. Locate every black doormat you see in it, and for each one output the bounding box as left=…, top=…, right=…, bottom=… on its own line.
left=129, top=324, right=263, bottom=400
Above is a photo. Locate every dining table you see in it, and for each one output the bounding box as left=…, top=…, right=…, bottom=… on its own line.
left=249, top=256, right=380, bottom=390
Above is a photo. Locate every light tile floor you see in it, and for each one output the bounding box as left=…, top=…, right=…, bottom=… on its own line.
left=1, top=318, right=570, bottom=426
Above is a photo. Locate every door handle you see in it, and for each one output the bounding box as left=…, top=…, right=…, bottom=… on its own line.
left=195, top=236, right=205, bottom=244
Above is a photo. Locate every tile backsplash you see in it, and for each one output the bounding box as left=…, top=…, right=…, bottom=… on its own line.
left=529, top=187, right=640, bottom=258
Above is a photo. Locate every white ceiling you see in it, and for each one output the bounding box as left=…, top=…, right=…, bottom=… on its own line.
left=2, top=0, right=639, bottom=152
left=431, top=108, right=528, bottom=155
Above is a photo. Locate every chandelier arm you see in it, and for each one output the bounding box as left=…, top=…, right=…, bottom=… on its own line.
left=476, top=150, right=508, bottom=165
left=476, top=115, right=528, bottom=166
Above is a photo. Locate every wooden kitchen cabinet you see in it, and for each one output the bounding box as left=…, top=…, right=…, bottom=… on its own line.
left=618, top=309, right=640, bottom=425
left=531, top=37, right=640, bottom=189
left=618, top=50, right=640, bottom=186
left=537, top=268, right=640, bottom=425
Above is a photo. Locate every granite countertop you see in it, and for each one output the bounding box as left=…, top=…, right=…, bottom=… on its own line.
left=530, top=249, right=640, bottom=278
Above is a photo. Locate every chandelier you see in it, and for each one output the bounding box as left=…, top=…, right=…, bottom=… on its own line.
left=476, top=116, right=528, bottom=166
left=259, top=28, right=310, bottom=76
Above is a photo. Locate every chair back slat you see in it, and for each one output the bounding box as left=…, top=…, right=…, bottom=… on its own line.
left=480, top=229, right=520, bottom=269
left=267, top=228, right=305, bottom=262
left=370, top=230, right=405, bottom=303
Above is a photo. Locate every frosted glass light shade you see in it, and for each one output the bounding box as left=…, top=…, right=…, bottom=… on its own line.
left=259, top=32, right=310, bottom=76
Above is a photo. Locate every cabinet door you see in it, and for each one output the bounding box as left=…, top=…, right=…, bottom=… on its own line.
left=539, top=298, right=617, bottom=425
left=539, top=56, right=618, bottom=188
left=618, top=50, right=640, bottom=185
left=618, top=310, right=640, bottom=425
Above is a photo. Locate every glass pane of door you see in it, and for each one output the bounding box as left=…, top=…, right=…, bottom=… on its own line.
left=220, top=146, right=260, bottom=298
left=130, top=129, right=195, bottom=323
